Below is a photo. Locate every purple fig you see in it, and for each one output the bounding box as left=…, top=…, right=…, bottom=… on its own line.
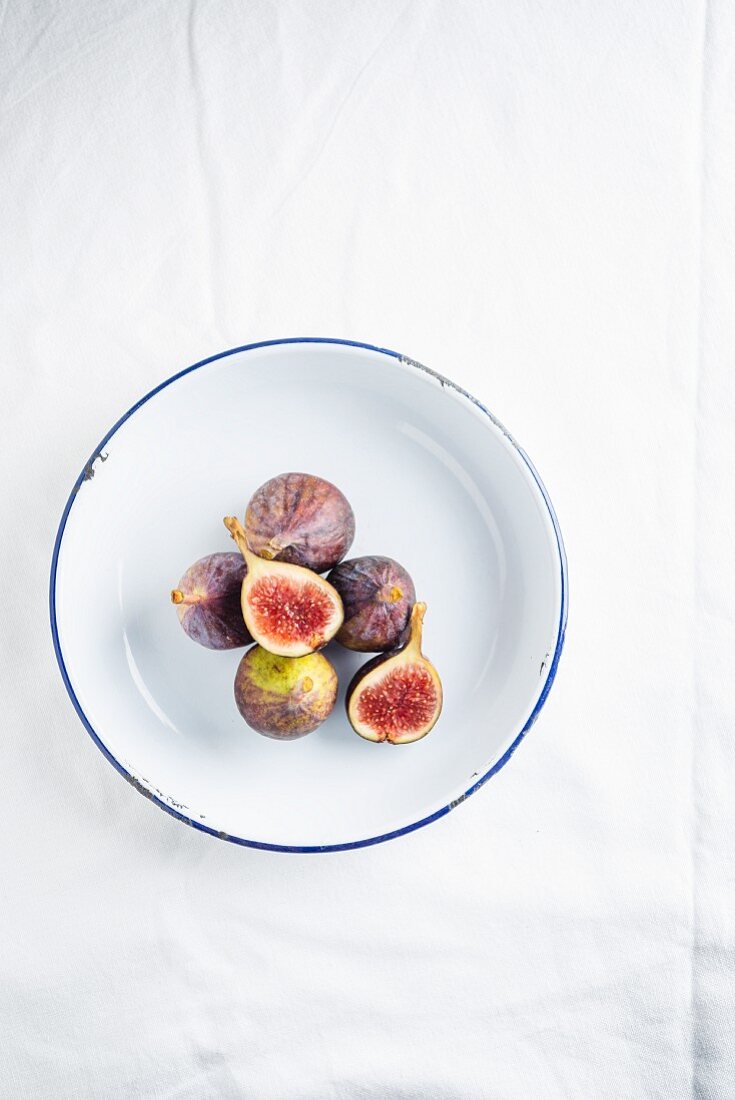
left=245, top=472, right=355, bottom=574
left=171, top=553, right=252, bottom=650
left=346, top=603, right=442, bottom=744
left=328, top=555, right=415, bottom=652
left=234, top=645, right=338, bottom=739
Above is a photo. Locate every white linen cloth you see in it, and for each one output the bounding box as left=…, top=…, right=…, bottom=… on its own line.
left=2, top=2, right=733, bottom=1096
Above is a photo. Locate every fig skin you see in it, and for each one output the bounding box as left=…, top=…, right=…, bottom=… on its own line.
left=234, top=645, right=338, bottom=739
left=245, top=472, right=355, bottom=574
left=346, top=602, right=442, bottom=744
left=328, top=555, right=415, bottom=652
left=224, top=515, right=344, bottom=657
left=171, top=553, right=252, bottom=650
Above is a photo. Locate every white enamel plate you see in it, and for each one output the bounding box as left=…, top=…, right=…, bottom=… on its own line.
left=51, top=339, right=567, bottom=851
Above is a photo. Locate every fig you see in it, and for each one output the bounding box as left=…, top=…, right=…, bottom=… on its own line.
left=171, top=553, right=252, bottom=650
left=234, top=645, right=338, bottom=739
left=346, top=602, right=442, bottom=744
left=224, top=515, right=344, bottom=657
left=245, top=472, right=355, bottom=574
left=328, top=555, right=416, bottom=652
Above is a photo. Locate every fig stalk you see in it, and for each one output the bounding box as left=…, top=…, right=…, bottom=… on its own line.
left=403, top=602, right=426, bottom=654
left=171, top=589, right=202, bottom=606
left=223, top=515, right=257, bottom=566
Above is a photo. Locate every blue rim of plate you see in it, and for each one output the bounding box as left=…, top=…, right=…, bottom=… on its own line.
left=49, top=337, right=568, bottom=853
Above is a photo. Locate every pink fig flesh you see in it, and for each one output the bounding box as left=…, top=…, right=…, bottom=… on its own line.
left=245, top=472, right=355, bottom=574
left=171, top=553, right=252, bottom=650
left=247, top=574, right=339, bottom=652
left=353, top=665, right=439, bottom=741
left=328, top=555, right=415, bottom=651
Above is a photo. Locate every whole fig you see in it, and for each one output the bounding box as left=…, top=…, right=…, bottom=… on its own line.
left=171, top=553, right=252, bottom=650
left=245, top=472, right=355, bottom=574
left=328, top=556, right=415, bottom=652
left=234, top=645, right=338, bottom=739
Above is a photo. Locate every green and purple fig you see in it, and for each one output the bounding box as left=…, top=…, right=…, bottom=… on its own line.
left=328, top=555, right=416, bottom=652
left=245, top=472, right=355, bottom=574
left=346, top=602, right=442, bottom=744
left=171, top=553, right=252, bottom=650
left=224, top=516, right=344, bottom=657
left=234, top=645, right=338, bottom=739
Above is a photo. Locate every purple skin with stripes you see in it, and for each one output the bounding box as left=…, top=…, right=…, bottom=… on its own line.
left=171, top=553, right=252, bottom=650
left=234, top=645, right=338, bottom=739
left=245, top=472, right=355, bottom=574
left=328, top=555, right=415, bottom=652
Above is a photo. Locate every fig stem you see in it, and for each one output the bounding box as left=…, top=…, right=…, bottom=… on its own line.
left=223, top=516, right=258, bottom=569
left=259, top=537, right=285, bottom=561
left=406, top=601, right=427, bottom=654
left=171, top=589, right=202, bottom=606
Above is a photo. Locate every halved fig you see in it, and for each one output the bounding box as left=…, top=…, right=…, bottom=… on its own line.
left=245, top=472, right=355, bottom=574
left=346, top=602, right=442, bottom=744
left=328, top=555, right=415, bottom=652
left=224, top=515, right=344, bottom=657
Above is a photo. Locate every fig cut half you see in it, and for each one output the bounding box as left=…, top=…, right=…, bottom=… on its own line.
left=224, top=515, right=344, bottom=657
left=346, top=602, right=443, bottom=744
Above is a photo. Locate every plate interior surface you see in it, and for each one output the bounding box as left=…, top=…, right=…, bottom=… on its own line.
left=53, top=341, right=565, bottom=849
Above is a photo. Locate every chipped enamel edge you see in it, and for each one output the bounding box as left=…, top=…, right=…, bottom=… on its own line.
left=49, top=337, right=568, bottom=853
